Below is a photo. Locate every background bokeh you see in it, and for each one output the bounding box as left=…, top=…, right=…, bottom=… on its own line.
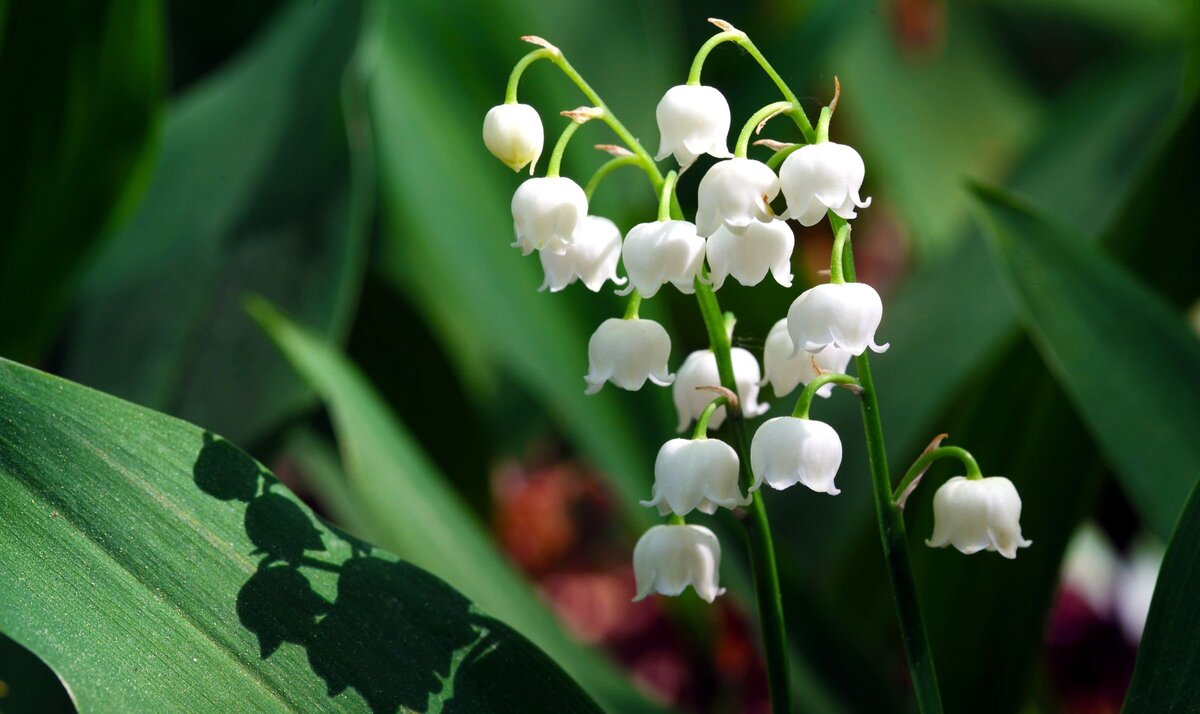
left=1, top=0, right=1197, bottom=712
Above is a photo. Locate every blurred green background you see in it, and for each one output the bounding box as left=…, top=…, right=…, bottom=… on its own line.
left=1, top=0, right=1198, bottom=712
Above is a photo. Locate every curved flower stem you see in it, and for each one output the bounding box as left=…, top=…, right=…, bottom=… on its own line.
left=828, top=216, right=851, bottom=283
left=735, top=101, right=795, bottom=158
left=546, top=120, right=584, bottom=178
left=585, top=155, right=643, bottom=200
left=842, top=238, right=944, bottom=714
left=791, top=373, right=862, bottom=419
left=766, top=144, right=801, bottom=170
left=687, top=29, right=815, bottom=142
left=623, top=291, right=642, bottom=320
left=893, top=447, right=984, bottom=502
left=659, top=171, right=679, bottom=221
left=692, top=396, right=729, bottom=439
left=815, top=106, right=833, bottom=144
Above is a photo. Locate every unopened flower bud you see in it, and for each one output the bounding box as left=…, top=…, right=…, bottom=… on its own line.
left=695, top=158, right=780, bottom=237
left=654, top=85, right=733, bottom=167
left=750, top=416, right=843, bottom=494
left=706, top=220, right=794, bottom=290
left=787, top=282, right=889, bottom=356
left=761, top=318, right=852, bottom=397
left=483, top=103, right=544, bottom=173
left=616, top=220, right=705, bottom=299
left=674, top=348, right=768, bottom=433
left=539, top=216, right=626, bottom=293
left=633, top=524, right=725, bottom=603
left=926, top=476, right=1032, bottom=559
left=511, top=177, right=588, bottom=255
left=584, top=317, right=674, bottom=395
left=779, top=142, right=871, bottom=226
left=641, top=438, right=749, bottom=516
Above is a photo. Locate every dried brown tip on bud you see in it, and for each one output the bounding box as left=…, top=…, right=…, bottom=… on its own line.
left=830, top=76, right=842, bottom=113
left=594, top=144, right=634, bottom=157
left=896, top=433, right=950, bottom=510
left=756, top=105, right=791, bottom=136
left=816, top=268, right=832, bottom=277
left=753, top=139, right=796, bottom=151
left=695, top=385, right=740, bottom=413
left=520, top=35, right=561, bottom=55
left=561, top=106, right=603, bottom=124
left=707, top=18, right=741, bottom=34
left=838, top=383, right=864, bottom=396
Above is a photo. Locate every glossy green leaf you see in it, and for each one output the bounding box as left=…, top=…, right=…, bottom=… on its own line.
left=974, top=183, right=1200, bottom=539
left=248, top=298, right=668, bottom=714
left=0, top=0, right=163, bottom=362
left=1124, top=482, right=1200, bottom=712
left=0, top=357, right=599, bottom=712
left=61, top=0, right=372, bottom=445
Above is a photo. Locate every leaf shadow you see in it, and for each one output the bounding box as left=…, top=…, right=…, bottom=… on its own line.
left=192, top=432, right=572, bottom=713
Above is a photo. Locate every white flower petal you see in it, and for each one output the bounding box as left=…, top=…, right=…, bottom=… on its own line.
left=585, top=318, right=674, bottom=394
left=655, top=85, right=733, bottom=167
left=750, top=417, right=843, bottom=494
left=483, top=103, right=544, bottom=173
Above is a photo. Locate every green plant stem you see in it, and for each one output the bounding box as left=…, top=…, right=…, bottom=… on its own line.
left=623, top=291, right=641, bottom=320
left=546, top=120, right=584, bottom=177
left=659, top=171, right=678, bottom=220
left=735, top=101, right=795, bottom=157
left=791, top=372, right=862, bottom=419
left=815, top=106, right=832, bottom=144
left=691, top=396, right=728, bottom=439
left=843, top=240, right=944, bottom=713
left=585, top=155, right=643, bottom=200
left=766, top=144, right=802, bottom=170
left=687, top=30, right=815, bottom=142
left=893, top=447, right=984, bottom=502
left=668, top=514, right=686, bottom=526
left=828, top=215, right=851, bottom=283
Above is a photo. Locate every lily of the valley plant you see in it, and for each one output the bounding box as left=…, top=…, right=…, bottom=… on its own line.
left=484, top=20, right=1029, bottom=713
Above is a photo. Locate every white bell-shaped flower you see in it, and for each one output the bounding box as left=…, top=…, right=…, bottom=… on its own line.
left=695, top=158, right=780, bottom=238
left=673, top=348, right=769, bottom=433
left=926, top=476, right=1032, bottom=559
left=787, top=282, right=889, bottom=356
left=633, top=524, right=725, bottom=603
left=511, top=177, right=587, bottom=256
left=706, top=220, right=794, bottom=290
left=539, top=216, right=626, bottom=293
left=761, top=318, right=853, bottom=397
left=654, top=85, right=733, bottom=168
left=779, top=142, right=871, bottom=226
left=584, top=318, right=674, bottom=395
left=641, top=438, right=749, bottom=516
left=750, top=416, right=843, bottom=494
left=616, top=220, right=705, bottom=299
left=483, top=103, right=544, bottom=173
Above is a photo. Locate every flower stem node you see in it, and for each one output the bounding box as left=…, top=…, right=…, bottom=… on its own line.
left=641, top=439, right=749, bottom=516
left=779, top=142, right=871, bottom=226
left=655, top=85, right=734, bottom=168
left=761, top=318, right=852, bottom=397
left=787, top=282, right=889, bottom=356
left=511, top=177, right=588, bottom=255
left=538, top=216, right=625, bottom=293
left=695, top=158, right=780, bottom=237
left=483, top=103, right=545, bottom=173
left=707, top=220, right=794, bottom=290
left=927, top=477, right=1032, bottom=559
left=674, top=349, right=768, bottom=432
left=584, top=317, right=674, bottom=395
left=615, top=220, right=706, bottom=299
left=750, top=417, right=843, bottom=495
left=633, top=524, right=725, bottom=603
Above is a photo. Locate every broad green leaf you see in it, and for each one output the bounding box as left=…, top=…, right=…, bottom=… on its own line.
left=974, top=183, right=1200, bottom=539
left=61, top=0, right=372, bottom=445
left=0, top=0, right=163, bottom=362
left=0, top=357, right=599, bottom=712
left=1124, top=482, right=1200, bottom=712
left=249, top=298, right=668, bottom=714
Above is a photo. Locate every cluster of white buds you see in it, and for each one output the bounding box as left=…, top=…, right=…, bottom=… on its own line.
left=486, top=24, right=1029, bottom=606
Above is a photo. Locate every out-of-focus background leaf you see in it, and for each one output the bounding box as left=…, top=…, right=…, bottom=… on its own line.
left=0, top=357, right=600, bottom=712
left=2, top=0, right=1198, bottom=711
left=0, top=0, right=163, bottom=363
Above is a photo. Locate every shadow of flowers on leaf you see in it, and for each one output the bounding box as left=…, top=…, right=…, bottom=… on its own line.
left=192, top=432, right=590, bottom=714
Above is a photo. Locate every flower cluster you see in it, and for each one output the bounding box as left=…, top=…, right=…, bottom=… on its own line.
left=484, top=24, right=1028, bottom=607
